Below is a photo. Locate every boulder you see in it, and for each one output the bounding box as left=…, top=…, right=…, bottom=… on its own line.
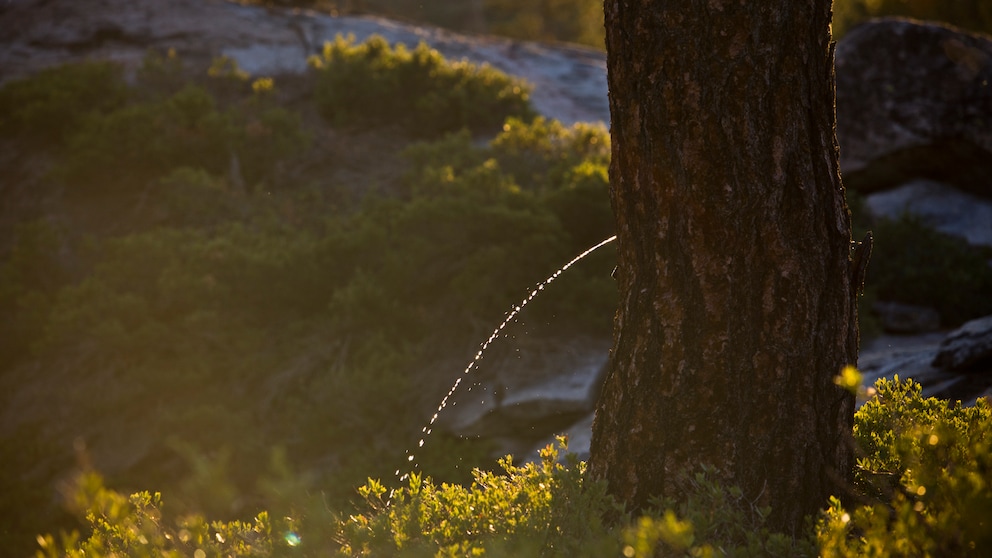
left=872, top=300, right=942, bottom=333
left=865, top=179, right=992, bottom=248
left=933, top=315, right=992, bottom=371
left=859, top=331, right=991, bottom=404
left=836, top=18, right=992, bottom=196
left=433, top=337, right=609, bottom=458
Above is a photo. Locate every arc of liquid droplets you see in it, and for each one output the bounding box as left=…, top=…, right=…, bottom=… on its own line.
left=395, top=234, right=618, bottom=488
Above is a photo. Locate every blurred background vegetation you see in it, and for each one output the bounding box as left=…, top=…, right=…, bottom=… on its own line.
left=241, top=0, right=992, bottom=49
left=0, top=40, right=617, bottom=555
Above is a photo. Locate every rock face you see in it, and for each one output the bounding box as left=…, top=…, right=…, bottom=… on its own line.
left=0, top=0, right=609, bottom=126
left=865, top=179, right=992, bottom=248
left=836, top=18, right=992, bottom=196
left=435, top=337, right=609, bottom=459
left=860, top=324, right=992, bottom=405
left=933, top=315, right=992, bottom=371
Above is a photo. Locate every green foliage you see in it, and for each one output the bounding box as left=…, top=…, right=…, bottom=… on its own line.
left=0, top=61, right=129, bottom=145
left=152, top=167, right=247, bottom=227
left=488, top=117, right=610, bottom=192
left=310, top=34, right=535, bottom=136
left=60, top=83, right=309, bottom=192
left=401, top=118, right=615, bottom=331
left=339, top=439, right=619, bottom=557
left=38, top=379, right=992, bottom=557
left=35, top=471, right=298, bottom=558
left=627, top=465, right=818, bottom=557
left=484, top=0, right=605, bottom=48
left=818, top=377, right=992, bottom=556
left=404, top=118, right=611, bottom=233
left=135, top=48, right=188, bottom=99
left=866, top=215, right=992, bottom=326
left=834, top=0, right=992, bottom=38
left=43, top=440, right=821, bottom=557
left=60, top=85, right=227, bottom=188
left=0, top=220, right=68, bottom=362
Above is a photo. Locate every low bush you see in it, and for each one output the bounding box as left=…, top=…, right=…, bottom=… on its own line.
left=0, top=61, right=129, bottom=146
left=309, top=34, right=535, bottom=136
left=39, top=378, right=992, bottom=557
left=400, top=118, right=616, bottom=332
left=0, top=220, right=68, bottom=362
left=819, top=376, right=992, bottom=556
left=134, top=48, right=189, bottom=100
left=484, top=0, right=605, bottom=48
left=404, top=117, right=612, bottom=246
left=60, top=83, right=309, bottom=192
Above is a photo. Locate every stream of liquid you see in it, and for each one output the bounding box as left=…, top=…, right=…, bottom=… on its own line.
left=394, top=234, right=618, bottom=486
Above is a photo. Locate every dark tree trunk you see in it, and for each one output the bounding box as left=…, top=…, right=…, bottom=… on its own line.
left=587, top=0, right=859, bottom=534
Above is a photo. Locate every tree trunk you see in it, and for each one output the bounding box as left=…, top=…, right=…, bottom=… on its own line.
left=587, top=0, right=858, bottom=534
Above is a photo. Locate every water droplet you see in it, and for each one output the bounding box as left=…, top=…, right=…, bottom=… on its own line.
left=393, top=236, right=617, bottom=487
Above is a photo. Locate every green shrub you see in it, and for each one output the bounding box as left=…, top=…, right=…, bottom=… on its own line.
left=0, top=61, right=129, bottom=145
left=59, top=85, right=230, bottom=189
left=310, top=34, right=535, bottom=136
left=150, top=167, right=245, bottom=227
left=41, top=440, right=818, bottom=557
left=404, top=117, right=610, bottom=198
left=485, top=0, right=605, bottom=48
left=544, top=159, right=612, bottom=251
left=400, top=118, right=616, bottom=332
left=35, top=471, right=298, bottom=558
left=40, top=377, right=992, bottom=557
left=866, top=216, right=992, bottom=327
left=338, top=440, right=619, bottom=557
left=818, top=377, right=992, bottom=556
left=403, top=117, right=614, bottom=250
left=622, top=463, right=819, bottom=558
left=228, top=102, right=312, bottom=186
left=0, top=220, right=68, bottom=362
left=60, top=84, right=309, bottom=192
left=489, top=117, right=610, bottom=192
left=134, top=48, right=189, bottom=100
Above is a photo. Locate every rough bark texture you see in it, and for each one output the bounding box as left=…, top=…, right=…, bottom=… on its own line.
left=587, top=0, right=858, bottom=534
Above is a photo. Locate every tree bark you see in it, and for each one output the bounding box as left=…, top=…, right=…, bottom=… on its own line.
left=587, top=0, right=858, bottom=534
